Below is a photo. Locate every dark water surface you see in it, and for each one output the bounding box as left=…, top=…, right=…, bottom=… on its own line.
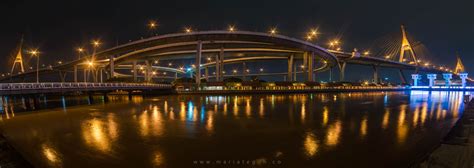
left=0, top=91, right=469, bottom=167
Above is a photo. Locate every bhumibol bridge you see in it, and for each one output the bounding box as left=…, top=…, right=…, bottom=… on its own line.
left=1, top=25, right=470, bottom=92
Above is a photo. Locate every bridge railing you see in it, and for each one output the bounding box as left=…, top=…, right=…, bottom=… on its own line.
left=0, top=82, right=172, bottom=91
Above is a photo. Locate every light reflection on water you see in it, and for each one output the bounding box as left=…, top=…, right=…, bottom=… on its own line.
left=0, top=91, right=470, bottom=167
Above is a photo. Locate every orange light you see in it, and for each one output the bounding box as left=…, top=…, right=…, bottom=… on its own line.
left=184, top=27, right=192, bottom=33
left=269, top=27, right=277, bottom=35
left=228, top=25, right=235, bottom=32
left=148, top=20, right=157, bottom=29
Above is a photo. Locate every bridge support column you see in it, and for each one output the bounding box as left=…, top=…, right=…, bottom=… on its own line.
left=219, top=47, right=224, bottom=81
left=329, top=67, right=332, bottom=82
left=33, top=95, right=40, bottom=110
left=339, top=62, right=346, bottom=81
left=442, top=73, right=452, bottom=87
left=307, top=52, right=314, bottom=82
left=88, top=92, right=94, bottom=104
left=460, top=73, right=468, bottom=88
left=372, top=65, right=379, bottom=83
left=93, top=69, right=98, bottom=83
left=23, top=96, right=31, bottom=110
left=145, top=60, right=151, bottom=82
left=59, top=71, right=67, bottom=83
left=195, top=41, right=202, bottom=85
left=109, top=55, right=115, bottom=79
left=132, top=61, right=137, bottom=82
left=411, top=74, right=421, bottom=86
left=398, top=69, right=407, bottom=84
left=103, top=92, right=109, bottom=103
left=427, top=74, right=437, bottom=87
left=215, top=54, right=220, bottom=81
left=288, top=55, right=294, bottom=81
left=74, top=65, right=78, bottom=83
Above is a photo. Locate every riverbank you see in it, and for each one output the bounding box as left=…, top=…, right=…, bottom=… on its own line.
left=177, top=87, right=407, bottom=94
left=176, top=87, right=474, bottom=95
left=418, top=98, right=474, bottom=167
left=0, top=133, right=32, bottom=168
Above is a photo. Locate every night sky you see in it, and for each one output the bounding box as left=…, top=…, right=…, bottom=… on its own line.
left=1, top=0, right=473, bottom=79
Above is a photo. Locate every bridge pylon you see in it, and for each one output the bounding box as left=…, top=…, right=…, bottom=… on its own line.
left=11, top=37, right=25, bottom=74
left=399, top=25, right=418, bottom=64
left=454, top=53, right=465, bottom=74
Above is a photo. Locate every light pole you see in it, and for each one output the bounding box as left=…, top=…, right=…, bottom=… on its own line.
left=29, top=50, right=40, bottom=83
left=77, top=47, right=84, bottom=59
left=148, top=20, right=157, bottom=36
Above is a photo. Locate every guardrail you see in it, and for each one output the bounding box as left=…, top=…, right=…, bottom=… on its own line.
left=0, top=82, right=172, bottom=91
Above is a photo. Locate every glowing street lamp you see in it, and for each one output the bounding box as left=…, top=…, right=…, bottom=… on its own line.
left=269, top=27, right=277, bottom=35
left=310, top=28, right=318, bottom=36
left=329, top=40, right=340, bottom=49
left=76, top=47, right=84, bottom=59
left=184, top=27, right=192, bottom=33
left=228, top=25, right=235, bottom=32
left=148, top=20, right=157, bottom=30
left=92, top=40, right=101, bottom=48
left=29, top=49, right=40, bottom=83
left=87, top=60, right=94, bottom=67
left=363, top=51, right=370, bottom=56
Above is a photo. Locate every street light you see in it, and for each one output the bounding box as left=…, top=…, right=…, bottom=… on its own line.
left=77, top=47, right=84, bottom=59
left=363, top=51, right=370, bottom=56
left=228, top=25, right=235, bottom=32
left=148, top=20, right=157, bottom=30
left=29, top=49, right=40, bottom=83
left=92, top=40, right=101, bottom=48
left=184, top=27, right=192, bottom=33
left=87, top=60, right=94, bottom=68
left=306, top=28, right=318, bottom=41
left=309, top=28, right=318, bottom=36
left=269, top=27, right=277, bottom=35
